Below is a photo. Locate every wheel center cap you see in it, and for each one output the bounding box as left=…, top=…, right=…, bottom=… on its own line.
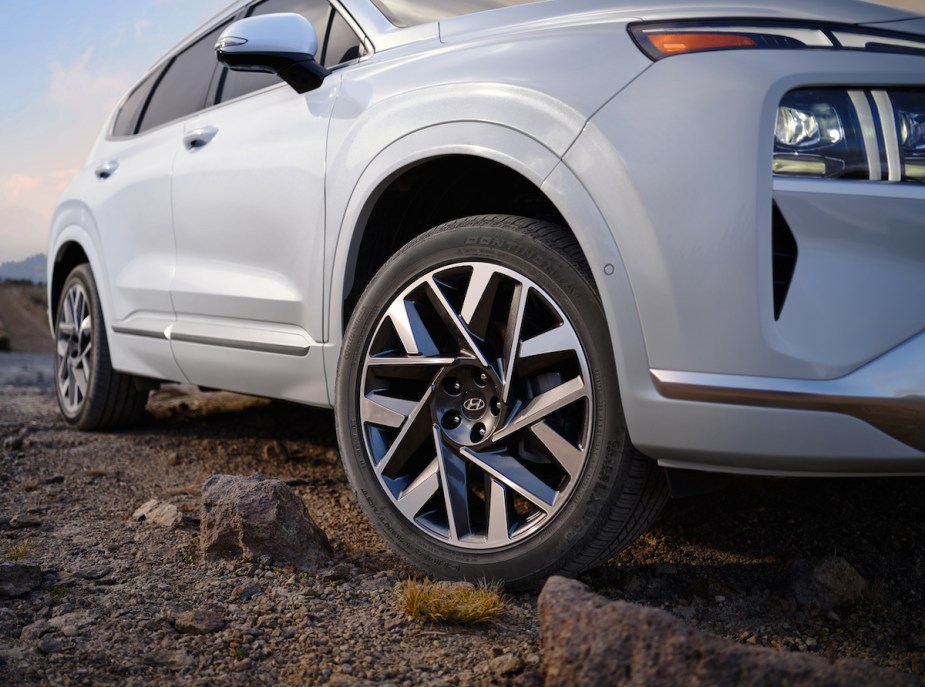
left=462, top=393, right=487, bottom=420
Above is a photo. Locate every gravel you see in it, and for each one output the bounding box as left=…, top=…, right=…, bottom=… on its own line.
left=1, top=380, right=923, bottom=685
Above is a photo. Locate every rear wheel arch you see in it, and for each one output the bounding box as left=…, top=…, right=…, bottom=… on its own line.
left=50, top=241, right=90, bottom=324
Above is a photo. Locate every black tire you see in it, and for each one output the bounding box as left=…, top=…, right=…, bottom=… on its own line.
left=336, top=215, right=667, bottom=588
left=53, top=264, right=148, bottom=430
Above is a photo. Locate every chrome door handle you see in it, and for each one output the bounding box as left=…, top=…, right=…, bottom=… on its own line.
left=183, top=126, right=219, bottom=150
left=95, top=161, right=119, bottom=180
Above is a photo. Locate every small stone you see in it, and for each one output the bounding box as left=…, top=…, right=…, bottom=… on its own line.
left=143, top=648, right=192, bottom=670
left=319, top=563, right=354, bottom=582
left=489, top=653, right=524, bottom=676
left=174, top=609, right=226, bottom=635
left=231, top=582, right=262, bottom=601
left=789, top=557, right=866, bottom=610
left=132, top=499, right=183, bottom=529
left=262, top=441, right=289, bottom=461
left=75, top=566, right=111, bottom=581
left=0, top=563, right=42, bottom=598
left=37, top=635, right=63, bottom=654
left=9, top=513, right=42, bottom=529
left=43, top=476, right=65, bottom=485
left=20, top=619, right=52, bottom=641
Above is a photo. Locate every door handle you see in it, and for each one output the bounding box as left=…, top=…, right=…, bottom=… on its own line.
left=95, top=161, right=119, bottom=180
left=183, top=126, right=219, bottom=150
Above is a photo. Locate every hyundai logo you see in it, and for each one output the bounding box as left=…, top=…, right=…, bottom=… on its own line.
left=463, top=397, right=486, bottom=413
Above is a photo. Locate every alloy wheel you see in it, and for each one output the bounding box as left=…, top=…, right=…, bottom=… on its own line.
left=359, top=261, right=593, bottom=549
left=56, top=282, right=93, bottom=415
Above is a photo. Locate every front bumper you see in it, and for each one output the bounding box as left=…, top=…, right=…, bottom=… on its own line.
left=565, top=47, right=925, bottom=473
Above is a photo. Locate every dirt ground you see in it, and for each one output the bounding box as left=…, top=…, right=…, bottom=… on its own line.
left=1, top=282, right=924, bottom=685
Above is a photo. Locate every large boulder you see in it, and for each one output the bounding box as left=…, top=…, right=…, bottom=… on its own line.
left=200, top=473, right=331, bottom=570
left=538, top=576, right=919, bottom=687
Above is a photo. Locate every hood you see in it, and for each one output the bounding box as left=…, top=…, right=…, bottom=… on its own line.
left=437, top=0, right=921, bottom=45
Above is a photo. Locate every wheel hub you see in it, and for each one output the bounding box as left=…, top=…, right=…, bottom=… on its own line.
left=433, top=363, right=502, bottom=448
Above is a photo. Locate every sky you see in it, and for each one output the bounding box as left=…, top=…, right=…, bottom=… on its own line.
left=0, top=0, right=231, bottom=262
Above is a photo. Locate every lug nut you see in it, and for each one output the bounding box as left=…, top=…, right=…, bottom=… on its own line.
left=443, top=412, right=461, bottom=429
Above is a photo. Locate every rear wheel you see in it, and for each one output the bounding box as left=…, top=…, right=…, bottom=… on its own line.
left=336, top=215, right=667, bottom=587
left=54, top=264, right=148, bottom=429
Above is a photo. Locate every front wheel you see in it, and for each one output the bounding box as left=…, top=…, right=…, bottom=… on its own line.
left=54, top=264, right=148, bottom=429
left=336, top=216, right=667, bottom=587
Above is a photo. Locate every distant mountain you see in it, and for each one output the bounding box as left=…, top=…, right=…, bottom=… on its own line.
left=0, top=254, right=46, bottom=283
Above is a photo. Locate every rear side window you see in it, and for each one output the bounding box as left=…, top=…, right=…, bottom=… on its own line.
left=112, top=68, right=164, bottom=137
left=137, top=21, right=230, bottom=134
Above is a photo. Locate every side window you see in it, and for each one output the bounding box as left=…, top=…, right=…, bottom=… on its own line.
left=323, top=10, right=364, bottom=67
left=137, top=22, right=230, bottom=134
left=218, top=0, right=330, bottom=104
left=111, top=67, right=164, bottom=137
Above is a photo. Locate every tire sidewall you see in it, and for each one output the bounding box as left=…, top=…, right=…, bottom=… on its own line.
left=336, top=218, right=632, bottom=585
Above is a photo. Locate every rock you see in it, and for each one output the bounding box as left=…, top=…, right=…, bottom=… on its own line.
left=20, top=619, right=51, bottom=641
left=37, top=635, right=63, bottom=655
left=231, top=582, right=262, bottom=601
left=9, top=513, right=42, bottom=529
left=174, top=609, right=226, bottom=635
left=789, top=557, right=867, bottom=610
left=200, top=473, right=331, bottom=571
left=43, top=475, right=65, bottom=485
left=48, top=610, right=94, bottom=636
left=74, top=565, right=111, bottom=580
left=319, top=563, right=356, bottom=582
left=143, top=648, right=193, bottom=671
left=132, top=499, right=183, bottom=529
left=262, top=441, right=289, bottom=462
left=538, top=576, right=918, bottom=687
left=0, top=563, right=42, bottom=598
left=490, top=653, right=524, bottom=676
left=0, top=607, right=18, bottom=637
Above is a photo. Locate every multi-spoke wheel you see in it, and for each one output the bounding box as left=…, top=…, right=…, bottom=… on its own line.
left=54, top=264, right=148, bottom=429
left=337, top=216, right=668, bottom=587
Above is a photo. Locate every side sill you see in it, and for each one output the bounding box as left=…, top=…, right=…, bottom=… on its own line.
left=112, top=316, right=313, bottom=357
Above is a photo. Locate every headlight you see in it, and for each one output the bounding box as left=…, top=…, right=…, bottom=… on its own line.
left=773, top=89, right=925, bottom=184
left=891, top=92, right=925, bottom=181
left=772, top=91, right=866, bottom=180
left=629, top=21, right=925, bottom=60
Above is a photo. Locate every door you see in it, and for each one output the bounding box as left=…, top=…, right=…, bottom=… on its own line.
left=168, top=0, right=345, bottom=405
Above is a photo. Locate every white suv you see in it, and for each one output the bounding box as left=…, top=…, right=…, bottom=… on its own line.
left=48, top=0, right=925, bottom=586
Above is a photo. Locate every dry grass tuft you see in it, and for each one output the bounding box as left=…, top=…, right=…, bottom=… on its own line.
left=399, top=578, right=507, bottom=626
left=5, top=539, right=30, bottom=560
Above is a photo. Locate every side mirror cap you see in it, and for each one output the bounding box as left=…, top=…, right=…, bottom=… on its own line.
left=215, top=13, right=330, bottom=94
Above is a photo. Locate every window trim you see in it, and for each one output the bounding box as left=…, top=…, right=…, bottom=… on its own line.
left=107, top=0, right=373, bottom=140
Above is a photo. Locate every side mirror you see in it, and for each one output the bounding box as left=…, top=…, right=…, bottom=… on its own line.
left=215, top=13, right=331, bottom=94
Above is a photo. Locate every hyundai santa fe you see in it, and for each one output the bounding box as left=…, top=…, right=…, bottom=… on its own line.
left=47, top=0, right=925, bottom=586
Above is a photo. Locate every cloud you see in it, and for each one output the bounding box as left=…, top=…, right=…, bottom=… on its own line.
left=0, top=169, right=78, bottom=261
left=46, top=49, right=132, bottom=117
left=134, top=19, right=151, bottom=40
